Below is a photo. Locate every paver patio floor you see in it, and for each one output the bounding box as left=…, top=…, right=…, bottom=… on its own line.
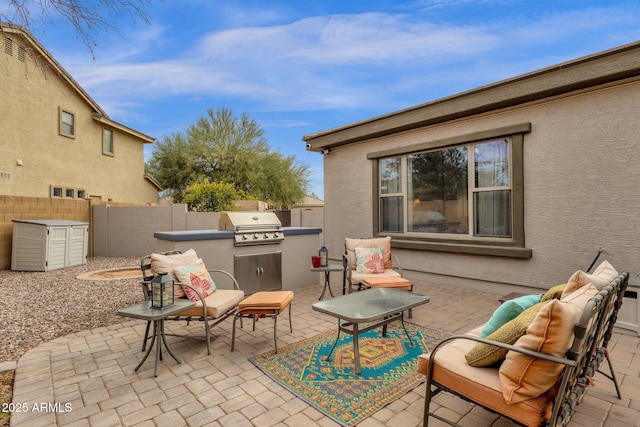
left=9, top=274, right=640, bottom=426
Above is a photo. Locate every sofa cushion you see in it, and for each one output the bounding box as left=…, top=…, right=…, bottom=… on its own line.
left=466, top=300, right=548, bottom=367
left=150, top=249, right=199, bottom=299
left=561, top=261, right=618, bottom=298
left=346, top=237, right=392, bottom=270
left=355, top=247, right=385, bottom=274
left=480, top=294, right=542, bottom=338
left=541, top=283, right=566, bottom=302
left=499, top=284, right=598, bottom=404
left=173, top=259, right=217, bottom=301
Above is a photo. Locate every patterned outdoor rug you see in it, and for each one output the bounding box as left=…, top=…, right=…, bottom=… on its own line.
left=249, top=323, right=450, bottom=426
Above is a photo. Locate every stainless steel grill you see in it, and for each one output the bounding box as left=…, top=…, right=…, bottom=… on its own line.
left=218, top=211, right=284, bottom=246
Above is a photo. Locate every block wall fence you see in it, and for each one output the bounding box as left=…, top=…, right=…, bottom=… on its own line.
left=0, top=195, right=323, bottom=270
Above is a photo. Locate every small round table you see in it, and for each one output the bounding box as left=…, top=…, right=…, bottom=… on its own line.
left=311, top=263, right=343, bottom=300
left=117, top=299, right=195, bottom=377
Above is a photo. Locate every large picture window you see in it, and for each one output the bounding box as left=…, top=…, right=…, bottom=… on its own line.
left=370, top=124, right=530, bottom=258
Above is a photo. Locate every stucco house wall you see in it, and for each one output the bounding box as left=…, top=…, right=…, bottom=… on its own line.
left=305, top=42, right=640, bottom=293
left=0, top=24, right=159, bottom=204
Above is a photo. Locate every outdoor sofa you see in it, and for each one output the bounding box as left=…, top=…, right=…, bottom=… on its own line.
left=418, top=261, right=628, bottom=426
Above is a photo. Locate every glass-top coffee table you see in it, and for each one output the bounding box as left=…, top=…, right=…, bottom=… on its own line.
left=312, top=288, right=430, bottom=374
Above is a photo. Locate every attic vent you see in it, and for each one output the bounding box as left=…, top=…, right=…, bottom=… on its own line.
left=18, top=46, right=26, bottom=62
left=4, top=37, right=13, bottom=55
left=0, top=172, right=11, bottom=180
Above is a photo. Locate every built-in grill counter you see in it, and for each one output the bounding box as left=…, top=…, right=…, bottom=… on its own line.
left=153, top=212, right=321, bottom=294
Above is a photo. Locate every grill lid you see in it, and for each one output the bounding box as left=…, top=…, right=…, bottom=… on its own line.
left=218, top=211, right=282, bottom=231
left=218, top=211, right=284, bottom=246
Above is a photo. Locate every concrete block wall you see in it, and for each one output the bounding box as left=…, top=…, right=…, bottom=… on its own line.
left=185, top=211, right=220, bottom=230
left=92, top=204, right=181, bottom=257
left=1, top=196, right=325, bottom=268
left=92, top=205, right=324, bottom=259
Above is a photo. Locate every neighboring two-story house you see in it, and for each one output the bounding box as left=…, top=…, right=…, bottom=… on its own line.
left=0, top=23, right=160, bottom=204
left=0, top=23, right=161, bottom=269
left=304, top=41, right=640, bottom=294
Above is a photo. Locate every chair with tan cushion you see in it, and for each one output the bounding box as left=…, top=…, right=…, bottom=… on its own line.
left=140, top=249, right=245, bottom=355
left=342, top=236, right=404, bottom=294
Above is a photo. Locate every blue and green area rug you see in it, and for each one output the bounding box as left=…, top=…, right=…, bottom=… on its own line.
left=249, top=323, right=449, bottom=426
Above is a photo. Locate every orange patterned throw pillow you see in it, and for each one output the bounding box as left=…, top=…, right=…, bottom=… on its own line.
left=355, top=247, right=385, bottom=274
left=173, top=259, right=216, bottom=301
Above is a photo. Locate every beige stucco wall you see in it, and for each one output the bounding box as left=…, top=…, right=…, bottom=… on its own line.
left=323, top=79, right=640, bottom=292
left=0, top=34, right=158, bottom=204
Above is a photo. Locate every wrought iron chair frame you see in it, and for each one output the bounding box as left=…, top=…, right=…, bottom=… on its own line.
left=140, top=251, right=243, bottom=355
left=423, top=272, right=629, bottom=427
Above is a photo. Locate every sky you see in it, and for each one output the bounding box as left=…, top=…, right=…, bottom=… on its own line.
left=6, top=0, right=640, bottom=199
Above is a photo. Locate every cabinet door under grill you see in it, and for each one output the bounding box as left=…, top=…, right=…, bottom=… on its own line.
left=233, top=251, right=282, bottom=295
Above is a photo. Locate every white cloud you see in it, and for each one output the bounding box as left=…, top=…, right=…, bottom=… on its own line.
left=194, top=13, right=497, bottom=65
left=60, top=4, right=640, bottom=120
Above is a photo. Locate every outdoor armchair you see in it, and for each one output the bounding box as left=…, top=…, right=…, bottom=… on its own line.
left=342, top=236, right=403, bottom=294
left=140, top=249, right=245, bottom=355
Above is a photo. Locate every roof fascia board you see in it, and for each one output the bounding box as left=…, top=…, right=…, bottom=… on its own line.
left=92, top=114, right=155, bottom=143
left=144, top=173, right=164, bottom=191
left=303, top=40, right=640, bottom=149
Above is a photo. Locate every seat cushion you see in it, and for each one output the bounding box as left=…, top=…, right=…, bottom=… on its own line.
left=418, top=331, right=556, bottom=427
left=346, top=237, right=392, bottom=269
left=350, top=269, right=401, bottom=285
left=238, top=291, right=294, bottom=315
left=177, top=289, right=245, bottom=319
left=360, top=277, right=411, bottom=291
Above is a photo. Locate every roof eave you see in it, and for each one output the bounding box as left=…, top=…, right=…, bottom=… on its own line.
left=92, top=114, right=155, bottom=143
left=144, top=173, right=164, bottom=191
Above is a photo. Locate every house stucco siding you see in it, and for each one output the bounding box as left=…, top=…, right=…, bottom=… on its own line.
left=322, top=78, right=640, bottom=292
left=0, top=30, right=158, bottom=204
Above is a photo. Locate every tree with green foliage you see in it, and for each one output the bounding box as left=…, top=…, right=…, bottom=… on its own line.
left=145, top=107, right=310, bottom=210
left=181, top=179, right=252, bottom=212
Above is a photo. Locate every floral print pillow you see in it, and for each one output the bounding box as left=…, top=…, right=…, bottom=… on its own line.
left=355, top=247, right=385, bottom=274
left=173, top=259, right=216, bottom=301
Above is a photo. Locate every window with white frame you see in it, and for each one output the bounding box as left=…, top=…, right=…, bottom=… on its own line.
left=103, top=128, right=114, bottom=155
left=51, top=186, right=63, bottom=198
left=50, top=185, right=86, bottom=199
left=372, top=124, right=530, bottom=257
left=59, top=108, right=75, bottom=137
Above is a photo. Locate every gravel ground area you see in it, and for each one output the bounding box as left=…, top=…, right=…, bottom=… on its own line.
left=0, top=257, right=143, bottom=364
